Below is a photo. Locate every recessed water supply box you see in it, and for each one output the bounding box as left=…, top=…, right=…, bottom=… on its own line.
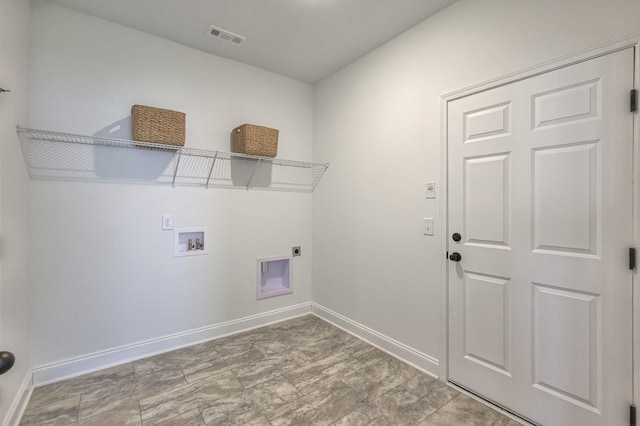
left=174, top=227, right=208, bottom=257
left=256, top=255, right=292, bottom=299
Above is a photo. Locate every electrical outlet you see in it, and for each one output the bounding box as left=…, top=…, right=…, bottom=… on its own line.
left=292, top=246, right=302, bottom=257
left=423, top=218, right=434, bottom=236
left=162, top=215, right=174, bottom=230
left=426, top=181, right=436, bottom=199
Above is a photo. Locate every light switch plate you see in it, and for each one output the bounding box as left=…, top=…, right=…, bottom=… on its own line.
left=162, top=215, right=174, bottom=230
left=426, top=181, right=436, bottom=199
left=423, top=218, right=434, bottom=236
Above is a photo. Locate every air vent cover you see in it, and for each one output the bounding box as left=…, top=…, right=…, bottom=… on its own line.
left=207, top=25, right=246, bottom=45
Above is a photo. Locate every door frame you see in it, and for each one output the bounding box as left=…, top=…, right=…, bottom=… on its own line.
left=438, top=35, right=640, bottom=408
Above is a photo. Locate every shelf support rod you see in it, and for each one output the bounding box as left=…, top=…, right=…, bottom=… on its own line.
left=205, top=152, right=218, bottom=189
left=172, top=151, right=182, bottom=188
left=311, top=163, right=330, bottom=191
left=246, top=158, right=262, bottom=190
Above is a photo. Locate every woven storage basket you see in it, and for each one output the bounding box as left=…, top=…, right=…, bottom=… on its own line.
left=131, top=105, right=185, bottom=148
left=232, top=124, right=278, bottom=157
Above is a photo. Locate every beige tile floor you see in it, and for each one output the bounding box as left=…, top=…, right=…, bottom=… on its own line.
left=20, top=315, right=523, bottom=425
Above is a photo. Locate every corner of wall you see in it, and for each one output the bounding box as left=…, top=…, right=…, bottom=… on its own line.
left=3, top=370, right=33, bottom=426
left=0, top=0, right=32, bottom=424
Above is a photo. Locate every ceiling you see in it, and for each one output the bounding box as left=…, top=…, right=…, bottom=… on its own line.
left=44, top=0, right=457, bottom=83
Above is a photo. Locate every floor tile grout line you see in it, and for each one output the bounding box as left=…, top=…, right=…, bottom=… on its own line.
left=328, top=396, right=370, bottom=426
left=196, top=406, right=205, bottom=425
left=231, top=364, right=248, bottom=391
left=76, top=393, right=84, bottom=421
left=332, top=371, right=429, bottom=425
left=137, top=400, right=143, bottom=426
left=422, top=392, right=461, bottom=422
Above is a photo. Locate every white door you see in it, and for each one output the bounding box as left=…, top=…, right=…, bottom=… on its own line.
left=447, top=48, right=634, bottom=426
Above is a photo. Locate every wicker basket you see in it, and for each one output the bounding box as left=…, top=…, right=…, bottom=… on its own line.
left=131, top=105, right=185, bottom=148
left=232, top=124, right=278, bottom=157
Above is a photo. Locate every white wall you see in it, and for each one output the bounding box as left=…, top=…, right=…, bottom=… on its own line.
left=0, top=0, right=31, bottom=423
left=29, top=1, right=314, bottom=367
left=313, top=0, right=640, bottom=375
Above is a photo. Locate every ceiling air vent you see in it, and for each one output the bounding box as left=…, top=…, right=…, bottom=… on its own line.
left=207, top=25, right=246, bottom=45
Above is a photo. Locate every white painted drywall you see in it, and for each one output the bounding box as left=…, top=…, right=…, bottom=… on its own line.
left=313, top=0, right=640, bottom=375
left=0, top=0, right=31, bottom=422
left=29, top=1, right=313, bottom=366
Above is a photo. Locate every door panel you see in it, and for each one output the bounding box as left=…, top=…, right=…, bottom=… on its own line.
left=464, top=102, right=511, bottom=142
left=532, top=141, right=599, bottom=256
left=464, top=272, right=511, bottom=374
left=464, top=154, right=510, bottom=247
left=532, top=79, right=600, bottom=129
left=532, top=283, right=599, bottom=410
left=448, top=48, right=633, bottom=426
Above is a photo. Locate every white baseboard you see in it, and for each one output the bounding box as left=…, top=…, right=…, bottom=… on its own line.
left=30, top=301, right=438, bottom=389
left=4, top=368, right=33, bottom=426
left=311, top=302, right=440, bottom=376
left=32, top=303, right=312, bottom=386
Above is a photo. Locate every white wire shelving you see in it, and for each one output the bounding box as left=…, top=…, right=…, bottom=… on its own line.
left=16, top=127, right=329, bottom=192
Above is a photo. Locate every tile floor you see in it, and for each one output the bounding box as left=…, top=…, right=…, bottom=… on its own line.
left=20, top=315, right=523, bottom=425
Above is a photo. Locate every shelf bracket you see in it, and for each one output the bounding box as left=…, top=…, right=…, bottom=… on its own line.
left=246, top=158, right=262, bottom=190
left=311, top=163, right=330, bottom=191
left=205, top=152, right=218, bottom=189
left=172, top=151, right=182, bottom=188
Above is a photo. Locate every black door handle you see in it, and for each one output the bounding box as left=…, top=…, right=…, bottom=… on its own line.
left=0, top=351, right=15, bottom=375
left=449, top=252, right=462, bottom=262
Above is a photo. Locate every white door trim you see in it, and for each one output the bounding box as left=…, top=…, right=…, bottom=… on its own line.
left=438, top=34, right=640, bottom=409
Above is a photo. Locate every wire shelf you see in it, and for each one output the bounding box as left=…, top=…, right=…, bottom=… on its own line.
left=17, top=127, right=329, bottom=192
